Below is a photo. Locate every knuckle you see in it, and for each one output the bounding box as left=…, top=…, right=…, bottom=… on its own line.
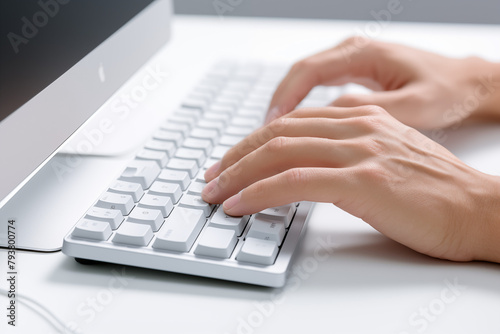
left=356, top=164, right=388, bottom=184
left=343, top=36, right=359, bottom=45
left=363, top=105, right=387, bottom=115
left=363, top=137, right=385, bottom=156
left=356, top=115, right=384, bottom=132
left=268, top=117, right=290, bottom=134
left=340, top=36, right=367, bottom=47
left=355, top=107, right=389, bottom=131
left=364, top=39, right=390, bottom=55
left=265, top=136, right=289, bottom=154
left=283, top=168, right=308, bottom=187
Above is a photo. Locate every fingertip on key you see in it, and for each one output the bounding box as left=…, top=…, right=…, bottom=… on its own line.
left=223, top=193, right=243, bottom=215
left=201, top=177, right=219, bottom=202
left=204, top=160, right=221, bottom=182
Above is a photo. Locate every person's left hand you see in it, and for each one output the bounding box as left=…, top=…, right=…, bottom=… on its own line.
left=201, top=106, right=500, bottom=262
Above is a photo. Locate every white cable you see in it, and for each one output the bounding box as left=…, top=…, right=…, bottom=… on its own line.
left=0, top=287, right=78, bottom=333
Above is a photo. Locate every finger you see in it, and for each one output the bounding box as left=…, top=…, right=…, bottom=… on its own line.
left=221, top=167, right=355, bottom=216
left=202, top=137, right=364, bottom=204
left=283, top=106, right=376, bottom=120
left=204, top=107, right=374, bottom=182
left=331, top=86, right=425, bottom=126
left=266, top=37, right=384, bottom=123
left=332, top=88, right=410, bottom=108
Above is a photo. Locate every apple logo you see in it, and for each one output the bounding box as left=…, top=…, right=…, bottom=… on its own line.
left=98, top=63, right=106, bottom=83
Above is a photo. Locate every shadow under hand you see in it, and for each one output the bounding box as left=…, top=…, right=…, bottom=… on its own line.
left=297, top=227, right=500, bottom=295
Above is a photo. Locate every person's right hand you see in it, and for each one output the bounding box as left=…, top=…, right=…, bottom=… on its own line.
left=266, top=37, right=500, bottom=129
left=202, top=106, right=500, bottom=263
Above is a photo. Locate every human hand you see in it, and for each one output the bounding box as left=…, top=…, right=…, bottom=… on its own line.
left=202, top=106, right=500, bottom=262
left=266, top=37, right=500, bottom=129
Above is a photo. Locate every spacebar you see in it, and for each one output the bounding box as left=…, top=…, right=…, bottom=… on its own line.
left=152, top=207, right=205, bottom=252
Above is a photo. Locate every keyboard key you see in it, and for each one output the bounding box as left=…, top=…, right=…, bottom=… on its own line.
left=237, top=237, right=278, bottom=265
left=152, top=207, right=206, bottom=252
left=108, top=180, right=144, bottom=202
left=119, top=160, right=160, bottom=189
left=219, top=135, right=244, bottom=147
left=85, top=207, right=123, bottom=229
left=224, top=125, right=254, bottom=136
left=256, top=204, right=296, bottom=228
left=197, top=120, right=225, bottom=134
left=175, top=107, right=203, bottom=118
left=175, top=148, right=206, bottom=167
left=209, top=207, right=249, bottom=235
left=243, top=100, right=268, bottom=111
left=246, top=217, right=286, bottom=245
left=231, top=116, right=260, bottom=128
left=187, top=181, right=206, bottom=195
left=144, top=140, right=176, bottom=158
left=127, top=207, right=164, bottom=231
left=72, top=219, right=112, bottom=241
left=157, top=169, right=191, bottom=190
left=182, top=138, right=213, bottom=156
left=96, top=192, right=134, bottom=215
left=179, top=194, right=215, bottom=217
left=248, top=92, right=272, bottom=102
left=169, top=115, right=197, bottom=128
left=113, top=222, right=153, bottom=246
left=219, top=91, right=245, bottom=101
left=161, top=121, right=190, bottom=137
left=189, top=128, right=219, bottom=145
left=195, top=170, right=207, bottom=183
left=138, top=194, right=173, bottom=218
left=211, top=146, right=230, bottom=160
left=182, top=97, right=209, bottom=110
left=149, top=181, right=182, bottom=203
left=166, top=158, right=199, bottom=178
left=235, top=67, right=262, bottom=80
left=225, top=81, right=252, bottom=93
left=236, top=108, right=264, bottom=120
left=194, top=227, right=237, bottom=259
left=203, top=112, right=231, bottom=125
left=153, top=130, right=184, bottom=147
left=209, top=103, right=235, bottom=114
left=135, top=149, right=169, bottom=167
left=203, top=158, right=219, bottom=170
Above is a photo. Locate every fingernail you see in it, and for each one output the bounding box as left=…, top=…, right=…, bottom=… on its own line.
left=265, top=106, right=279, bottom=124
left=223, top=193, right=242, bottom=213
left=204, top=161, right=221, bottom=181
left=202, top=177, right=219, bottom=200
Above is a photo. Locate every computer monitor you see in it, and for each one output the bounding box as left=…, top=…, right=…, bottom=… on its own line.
left=0, top=0, right=172, bottom=249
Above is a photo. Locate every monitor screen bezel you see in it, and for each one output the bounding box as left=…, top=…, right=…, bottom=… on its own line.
left=0, top=0, right=172, bottom=207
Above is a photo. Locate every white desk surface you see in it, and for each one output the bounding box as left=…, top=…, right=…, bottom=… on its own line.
left=2, top=15, right=500, bottom=334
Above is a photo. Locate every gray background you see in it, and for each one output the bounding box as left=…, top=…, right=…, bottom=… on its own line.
left=173, top=0, right=500, bottom=24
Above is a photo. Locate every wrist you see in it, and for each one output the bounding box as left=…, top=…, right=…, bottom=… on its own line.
left=470, top=173, right=500, bottom=263
left=467, top=58, right=500, bottom=120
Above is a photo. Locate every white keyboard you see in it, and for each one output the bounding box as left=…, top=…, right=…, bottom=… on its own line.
left=62, top=61, right=339, bottom=287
